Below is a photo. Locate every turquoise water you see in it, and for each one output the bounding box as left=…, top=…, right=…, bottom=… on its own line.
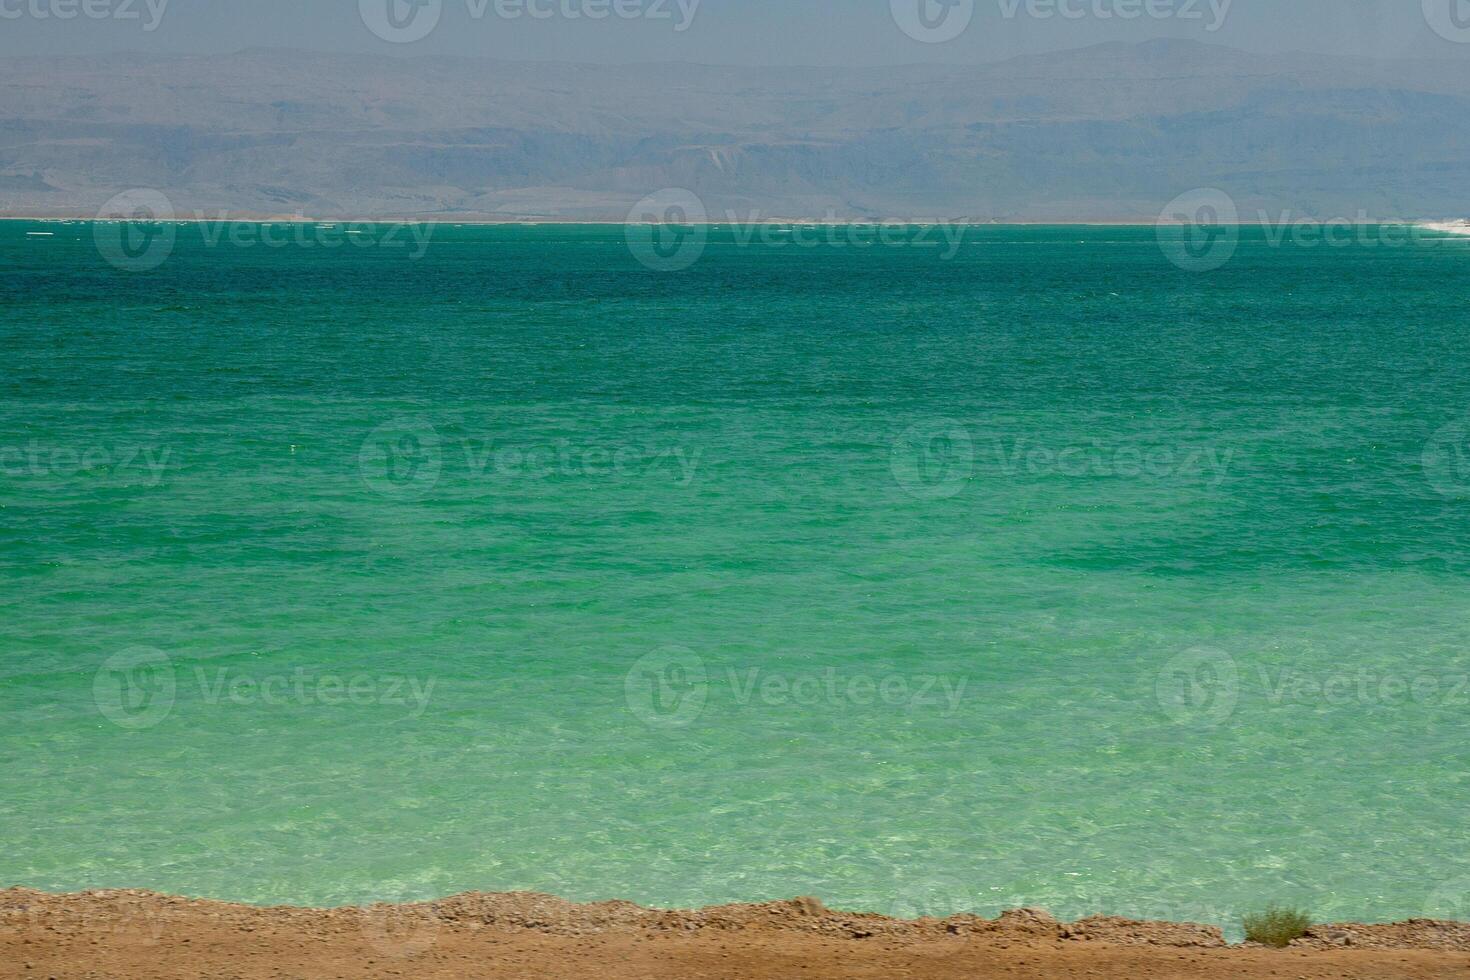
left=3, top=220, right=1470, bottom=932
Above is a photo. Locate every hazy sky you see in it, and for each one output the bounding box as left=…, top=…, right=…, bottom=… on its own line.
left=0, top=0, right=1464, bottom=64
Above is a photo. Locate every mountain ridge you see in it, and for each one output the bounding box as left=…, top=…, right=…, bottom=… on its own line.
left=3, top=41, right=1468, bottom=219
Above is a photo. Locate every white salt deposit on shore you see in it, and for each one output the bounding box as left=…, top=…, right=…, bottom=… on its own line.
left=1419, top=220, right=1470, bottom=236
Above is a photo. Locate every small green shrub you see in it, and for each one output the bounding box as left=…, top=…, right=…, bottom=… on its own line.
left=1242, top=906, right=1312, bottom=947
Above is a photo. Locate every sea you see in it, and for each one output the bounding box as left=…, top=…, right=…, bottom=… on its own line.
left=3, top=218, right=1470, bottom=934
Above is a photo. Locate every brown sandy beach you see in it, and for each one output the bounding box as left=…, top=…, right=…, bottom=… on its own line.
left=4, top=888, right=1469, bottom=979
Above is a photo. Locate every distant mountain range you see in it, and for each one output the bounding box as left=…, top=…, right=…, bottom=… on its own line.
left=3, top=39, right=1469, bottom=220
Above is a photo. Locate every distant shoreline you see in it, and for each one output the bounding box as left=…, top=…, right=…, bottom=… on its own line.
left=5, top=215, right=1468, bottom=231
left=0, top=214, right=1167, bottom=226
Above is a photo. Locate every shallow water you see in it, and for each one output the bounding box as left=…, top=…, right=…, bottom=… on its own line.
left=3, top=220, right=1470, bottom=931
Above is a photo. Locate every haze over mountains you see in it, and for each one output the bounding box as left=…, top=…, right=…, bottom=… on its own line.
left=3, top=39, right=1469, bottom=220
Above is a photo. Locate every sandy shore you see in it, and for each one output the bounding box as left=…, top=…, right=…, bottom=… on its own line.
left=4, top=888, right=1469, bottom=979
